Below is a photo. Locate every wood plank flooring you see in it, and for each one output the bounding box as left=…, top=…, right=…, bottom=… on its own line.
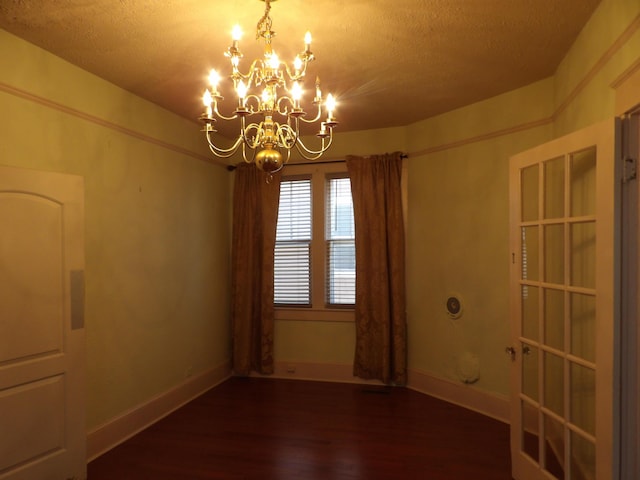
left=88, top=377, right=512, bottom=479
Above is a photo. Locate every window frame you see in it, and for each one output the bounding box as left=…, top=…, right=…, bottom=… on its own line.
left=274, top=162, right=355, bottom=322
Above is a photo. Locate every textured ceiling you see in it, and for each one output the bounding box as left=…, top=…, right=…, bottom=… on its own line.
left=0, top=0, right=601, bottom=135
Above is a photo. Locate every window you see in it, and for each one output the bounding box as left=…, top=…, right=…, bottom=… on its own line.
left=325, top=176, right=355, bottom=304
left=274, top=177, right=311, bottom=305
left=274, top=163, right=355, bottom=320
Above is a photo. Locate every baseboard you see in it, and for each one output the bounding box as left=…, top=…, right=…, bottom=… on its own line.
left=407, top=368, right=510, bottom=424
left=86, top=360, right=232, bottom=461
left=264, top=360, right=385, bottom=385
left=266, top=361, right=509, bottom=424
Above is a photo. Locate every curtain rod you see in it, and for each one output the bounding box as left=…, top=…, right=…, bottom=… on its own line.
left=226, top=153, right=408, bottom=171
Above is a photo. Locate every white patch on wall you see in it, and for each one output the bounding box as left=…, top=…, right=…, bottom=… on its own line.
left=456, top=352, right=480, bottom=384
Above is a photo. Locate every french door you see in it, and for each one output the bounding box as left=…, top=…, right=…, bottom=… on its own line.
left=508, top=120, right=619, bottom=480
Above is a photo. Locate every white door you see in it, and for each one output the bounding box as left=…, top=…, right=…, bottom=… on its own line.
left=508, top=120, right=618, bottom=480
left=0, top=166, right=85, bottom=480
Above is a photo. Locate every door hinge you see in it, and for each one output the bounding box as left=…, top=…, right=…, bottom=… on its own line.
left=623, top=156, right=637, bottom=183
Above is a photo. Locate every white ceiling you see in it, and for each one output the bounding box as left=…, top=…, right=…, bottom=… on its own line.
left=0, top=0, right=601, bottom=135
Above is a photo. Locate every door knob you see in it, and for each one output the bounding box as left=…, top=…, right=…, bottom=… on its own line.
left=505, top=346, right=516, bottom=360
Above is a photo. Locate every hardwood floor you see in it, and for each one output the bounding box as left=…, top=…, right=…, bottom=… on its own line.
left=88, top=377, right=512, bottom=479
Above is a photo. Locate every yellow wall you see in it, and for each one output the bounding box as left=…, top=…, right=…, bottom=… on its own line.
left=405, top=82, right=554, bottom=396
left=272, top=0, right=640, bottom=402
left=1, top=0, right=639, bottom=429
left=0, top=29, right=232, bottom=430
left=408, top=0, right=639, bottom=398
left=554, top=0, right=640, bottom=135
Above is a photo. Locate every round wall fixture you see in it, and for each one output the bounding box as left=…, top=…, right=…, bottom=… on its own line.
left=445, top=294, right=463, bottom=319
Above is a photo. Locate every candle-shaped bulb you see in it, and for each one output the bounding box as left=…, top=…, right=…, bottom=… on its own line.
left=304, top=31, right=312, bottom=51
left=203, top=89, right=211, bottom=105
left=203, top=89, right=213, bottom=117
left=315, top=76, right=322, bottom=100
left=237, top=80, right=247, bottom=99
left=268, top=52, right=280, bottom=70
left=231, top=24, right=243, bottom=41
left=262, top=88, right=272, bottom=104
left=208, top=70, right=220, bottom=89
left=291, top=81, right=303, bottom=102
left=203, top=89, right=212, bottom=105
left=294, top=56, right=303, bottom=73
left=326, top=94, right=336, bottom=118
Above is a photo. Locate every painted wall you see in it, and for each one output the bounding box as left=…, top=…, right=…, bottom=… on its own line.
left=554, top=0, right=640, bottom=136
left=0, top=30, right=232, bottom=431
left=1, top=0, right=638, bottom=431
left=405, top=80, right=554, bottom=397
left=407, top=0, right=640, bottom=400
left=270, top=0, right=640, bottom=407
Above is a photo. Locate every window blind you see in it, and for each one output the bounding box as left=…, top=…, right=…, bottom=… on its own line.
left=325, top=176, right=355, bottom=305
left=274, top=178, right=312, bottom=305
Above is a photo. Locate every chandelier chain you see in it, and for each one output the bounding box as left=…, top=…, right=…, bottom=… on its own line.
left=256, top=0, right=273, bottom=41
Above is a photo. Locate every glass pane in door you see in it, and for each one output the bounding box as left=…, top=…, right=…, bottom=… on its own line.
left=544, top=157, right=565, bottom=219
left=522, top=400, right=540, bottom=462
left=570, top=293, right=595, bottom=363
left=522, top=164, right=539, bottom=222
left=544, top=288, right=564, bottom=350
left=571, top=431, right=595, bottom=480
left=570, top=148, right=596, bottom=217
left=522, top=226, right=539, bottom=281
left=544, top=352, right=564, bottom=416
left=522, top=343, right=539, bottom=401
left=570, top=362, right=595, bottom=436
left=544, top=414, right=565, bottom=478
left=544, top=224, right=564, bottom=284
left=522, top=285, right=539, bottom=341
left=571, top=221, right=596, bottom=289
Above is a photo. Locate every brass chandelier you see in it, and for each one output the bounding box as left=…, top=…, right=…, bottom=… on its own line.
left=200, top=0, right=338, bottom=175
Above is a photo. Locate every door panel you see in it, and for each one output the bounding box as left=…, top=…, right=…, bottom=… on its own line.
left=0, top=165, right=85, bottom=480
left=0, top=194, right=64, bottom=364
left=509, top=120, right=618, bottom=480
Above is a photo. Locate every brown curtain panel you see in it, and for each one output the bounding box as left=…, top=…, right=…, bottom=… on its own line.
left=346, top=152, right=407, bottom=385
left=230, top=163, right=281, bottom=375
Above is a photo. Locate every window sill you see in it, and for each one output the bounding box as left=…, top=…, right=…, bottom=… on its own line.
left=274, top=307, right=355, bottom=322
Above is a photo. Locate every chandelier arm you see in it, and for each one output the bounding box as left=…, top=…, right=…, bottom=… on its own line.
left=294, top=130, right=334, bottom=160
left=241, top=142, right=258, bottom=164
left=275, top=96, right=297, bottom=116
left=243, top=94, right=263, bottom=114
left=212, top=103, right=239, bottom=121
left=205, top=131, right=244, bottom=157
left=242, top=121, right=266, bottom=149
left=232, top=59, right=261, bottom=86
left=276, top=123, right=299, bottom=149
left=298, top=102, right=323, bottom=123
left=283, top=60, right=309, bottom=82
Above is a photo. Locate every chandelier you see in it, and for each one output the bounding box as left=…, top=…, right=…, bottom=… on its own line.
left=200, top=0, right=338, bottom=176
